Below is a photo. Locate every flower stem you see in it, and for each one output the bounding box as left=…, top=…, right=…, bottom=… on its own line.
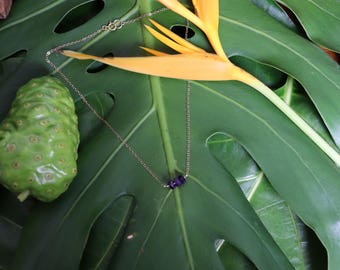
left=231, top=66, right=340, bottom=167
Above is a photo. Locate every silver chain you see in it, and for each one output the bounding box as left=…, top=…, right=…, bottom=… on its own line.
left=184, top=20, right=191, bottom=178
left=45, top=8, right=192, bottom=188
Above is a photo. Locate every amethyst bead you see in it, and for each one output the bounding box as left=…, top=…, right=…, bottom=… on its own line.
left=167, top=175, right=186, bottom=189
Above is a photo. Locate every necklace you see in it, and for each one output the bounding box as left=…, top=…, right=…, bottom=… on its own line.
left=45, top=8, right=191, bottom=190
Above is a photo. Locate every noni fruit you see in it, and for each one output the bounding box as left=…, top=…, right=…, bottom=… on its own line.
left=0, top=76, right=79, bottom=202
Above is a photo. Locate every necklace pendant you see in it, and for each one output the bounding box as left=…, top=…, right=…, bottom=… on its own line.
left=167, top=175, right=186, bottom=189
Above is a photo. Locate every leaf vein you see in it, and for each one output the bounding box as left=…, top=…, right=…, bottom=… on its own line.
left=306, top=0, right=340, bottom=20
left=219, top=16, right=339, bottom=90
left=133, top=190, right=172, bottom=269
left=189, top=174, right=284, bottom=266
left=175, top=191, right=195, bottom=270
left=0, top=0, right=65, bottom=32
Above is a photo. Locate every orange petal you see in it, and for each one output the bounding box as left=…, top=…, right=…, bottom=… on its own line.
left=157, top=0, right=204, bottom=30
left=157, top=0, right=227, bottom=60
left=61, top=50, right=239, bottom=81
left=140, top=46, right=169, bottom=56
left=192, top=0, right=226, bottom=60
left=192, top=0, right=219, bottom=31
left=144, top=24, right=194, bottom=54
left=148, top=19, right=204, bottom=53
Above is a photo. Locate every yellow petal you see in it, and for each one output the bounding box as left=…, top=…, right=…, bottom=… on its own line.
left=148, top=19, right=204, bottom=53
left=61, top=50, right=239, bottom=81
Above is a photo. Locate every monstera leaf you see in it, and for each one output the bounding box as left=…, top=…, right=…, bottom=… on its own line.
left=0, top=0, right=339, bottom=269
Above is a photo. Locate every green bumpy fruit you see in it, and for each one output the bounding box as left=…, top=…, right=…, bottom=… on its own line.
left=0, top=76, right=79, bottom=202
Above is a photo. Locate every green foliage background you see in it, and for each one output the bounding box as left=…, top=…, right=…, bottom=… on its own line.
left=0, top=0, right=339, bottom=269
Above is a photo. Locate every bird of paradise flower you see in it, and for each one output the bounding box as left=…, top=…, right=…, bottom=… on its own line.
left=62, top=0, right=340, bottom=166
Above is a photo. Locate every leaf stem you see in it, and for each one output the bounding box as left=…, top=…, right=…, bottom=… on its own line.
left=231, top=66, right=340, bottom=167
left=282, top=76, right=294, bottom=105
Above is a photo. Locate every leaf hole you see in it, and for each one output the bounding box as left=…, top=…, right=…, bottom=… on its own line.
left=0, top=50, right=28, bottom=77
left=54, top=0, right=104, bottom=34
left=76, top=92, right=115, bottom=147
left=1, top=50, right=27, bottom=61
left=230, top=55, right=287, bottom=89
left=170, top=25, right=195, bottom=39
left=80, top=195, right=135, bottom=269
left=216, top=239, right=257, bottom=269
left=86, top=52, right=114, bottom=73
left=105, top=92, right=115, bottom=103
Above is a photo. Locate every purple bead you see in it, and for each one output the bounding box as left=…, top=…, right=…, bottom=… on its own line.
left=167, top=175, right=186, bottom=189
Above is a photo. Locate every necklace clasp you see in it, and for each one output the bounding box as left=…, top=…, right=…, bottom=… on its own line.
left=102, top=19, right=124, bottom=31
